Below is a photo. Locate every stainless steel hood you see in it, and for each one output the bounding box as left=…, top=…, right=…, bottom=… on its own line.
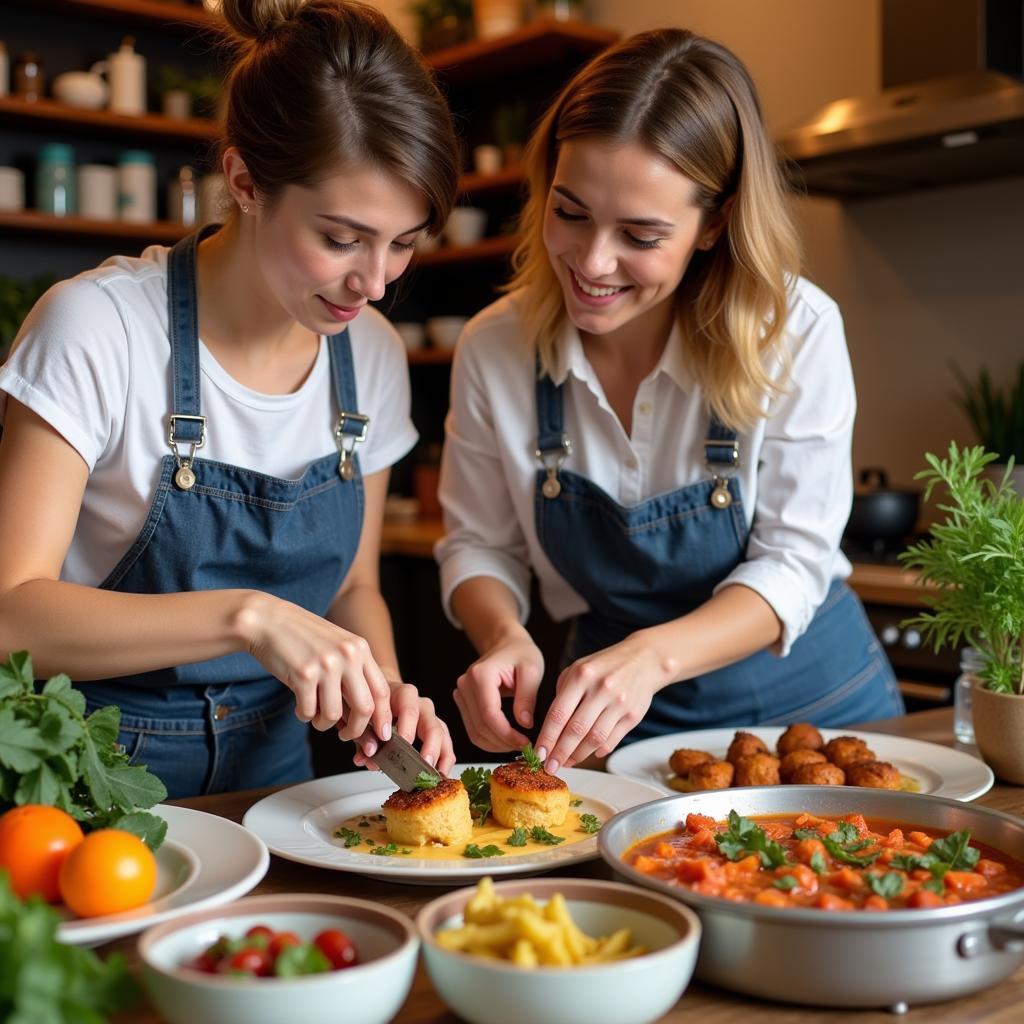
left=777, top=0, right=1024, bottom=198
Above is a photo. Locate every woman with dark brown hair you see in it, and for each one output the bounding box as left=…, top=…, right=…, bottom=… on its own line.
left=438, top=28, right=902, bottom=770
left=0, top=0, right=460, bottom=797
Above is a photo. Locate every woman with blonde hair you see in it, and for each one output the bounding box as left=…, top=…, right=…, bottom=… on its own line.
left=0, top=0, right=460, bottom=797
left=438, top=28, right=902, bottom=771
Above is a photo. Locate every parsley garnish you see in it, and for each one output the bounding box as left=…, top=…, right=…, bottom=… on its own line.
left=579, top=814, right=602, bottom=833
left=891, top=829, right=980, bottom=894
left=461, top=766, right=493, bottom=826
left=569, top=798, right=583, bottom=807
left=507, top=827, right=529, bottom=847
left=820, top=822, right=880, bottom=867
left=773, top=874, right=799, bottom=891
left=464, top=844, right=505, bottom=858
left=809, top=851, right=828, bottom=875
left=414, top=771, right=441, bottom=790
left=370, top=843, right=400, bottom=856
left=529, top=826, right=565, bottom=845
left=521, top=742, right=543, bottom=772
left=865, top=872, right=904, bottom=899
left=715, top=811, right=789, bottom=868
left=357, top=818, right=371, bottom=827
left=333, top=827, right=363, bottom=848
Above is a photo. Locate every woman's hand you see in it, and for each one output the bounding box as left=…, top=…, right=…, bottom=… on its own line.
left=353, top=683, right=456, bottom=775
left=453, top=634, right=545, bottom=752
left=239, top=591, right=394, bottom=742
left=534, top=632, right=677, bottom=773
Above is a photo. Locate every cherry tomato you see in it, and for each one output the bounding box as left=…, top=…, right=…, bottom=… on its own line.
left=267, top=931, right=301, bottom=959
left=191, top=950, right=221, bottom=974
left=58, top=828, right=157, bottom=918
left=313, top=928, right=359, bottom=969
left=245, top=924, right=274, bottom=944
left=0, top=804, right=84, bottom=902
left=220, top=947, right=272, bottom=977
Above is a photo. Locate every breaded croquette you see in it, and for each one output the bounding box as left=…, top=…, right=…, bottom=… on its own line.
left=726, top=731, right=769, bottom=765
left=823, top=736, right=876, bottom=771
left=779, top=748, right=827, bottom=781
left=846, top=759, right=901, bottom=790
left=776, top=722, right=824, bottom=756
left=669, top=759, right=735, bottom=792
left=382, top=778, right=473, bottom=846
left=791, top=761, right=846, bottom=786
left=490, top=760, right=570, bottom=829
left=734, top=752, right=781, bottom=787
left=668, top=748, right=715, bottom=776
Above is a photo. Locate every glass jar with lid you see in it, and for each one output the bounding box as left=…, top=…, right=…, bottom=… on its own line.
left=955, top=647, right=983, bottom=745
left=36, top=143, right=75, bottom=217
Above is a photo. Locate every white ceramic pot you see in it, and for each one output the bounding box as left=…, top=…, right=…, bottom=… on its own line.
left=53, top=71, right=109, bottom=109
left=445, top=207, right=487, bottom=247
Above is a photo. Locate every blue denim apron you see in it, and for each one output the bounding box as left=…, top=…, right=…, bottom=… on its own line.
left=83, top=226, right=370, bottom=797
left=533, top=372, right=903, bottom=742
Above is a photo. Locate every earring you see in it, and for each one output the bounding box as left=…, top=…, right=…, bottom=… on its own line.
left=702, top=237, right=715, bottom=249
left=241, top=203, right=250, bottom=214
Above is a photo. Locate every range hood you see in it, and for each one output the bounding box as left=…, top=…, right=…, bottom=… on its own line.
left=777, top=0, right=1024, bottom=198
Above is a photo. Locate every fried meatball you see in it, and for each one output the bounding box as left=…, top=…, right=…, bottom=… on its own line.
left=846, top=760, right=902, bottom=790
left=780, top=748, right=827, bottom=781
left=726, top=731, right=769, bottom=765
left=791, top=762, right=845, bottom=786
left=733, top=752, right=781, bottom=787
left=668, top=748, right=715, bottom=777
left=670, top=760, right=735, bottom=792
left=777, top=722, right=824, bottom=756
left=823, top=736, right=876, bottom=771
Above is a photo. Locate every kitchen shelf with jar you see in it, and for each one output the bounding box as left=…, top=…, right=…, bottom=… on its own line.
left=413, top=234, right=517, bottom=268
left=8, top=0, right=216, bottom=33
left=0, top=209, right=189, bottom=244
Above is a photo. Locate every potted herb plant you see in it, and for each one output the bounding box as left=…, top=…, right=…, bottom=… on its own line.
left=952, top=360, right=1024, bottom=492
left=900, top=443, right=1024, bottom=783
left=0, top=274, right=53, bottom=364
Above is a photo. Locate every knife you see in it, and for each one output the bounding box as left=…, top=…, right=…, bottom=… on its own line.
left=373, top=732, right=444, bottom=792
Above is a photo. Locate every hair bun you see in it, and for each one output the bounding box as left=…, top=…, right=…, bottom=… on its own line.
left=220, top=0, right=306, bottom=41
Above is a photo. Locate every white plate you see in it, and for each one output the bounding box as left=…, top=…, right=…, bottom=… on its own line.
left=605, top=727, right=994, bottom=803
left=58, top=804, right=269, bottom=946
left=242, top=766, right=665, bottom=885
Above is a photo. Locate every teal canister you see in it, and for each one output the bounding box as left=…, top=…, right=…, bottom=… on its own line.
left=36, top=143, right=75, bottom=216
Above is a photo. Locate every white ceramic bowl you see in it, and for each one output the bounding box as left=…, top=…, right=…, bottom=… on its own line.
left=445, top=207, right=487, bottom=247
left=426, top=315, right=467, bottom=350
left=393, top=321, right=426, bottom=351
left=138, top=893, right=418, bottom=1024
left=53, top=71, right=109, bottom=109
left=417, top=877, right=701, bottom=1024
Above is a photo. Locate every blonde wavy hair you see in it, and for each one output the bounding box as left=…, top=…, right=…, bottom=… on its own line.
left=507, top=29, right=801, bottom=430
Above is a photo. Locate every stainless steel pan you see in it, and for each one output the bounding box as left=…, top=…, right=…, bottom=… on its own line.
left=598, top=787, right=1024, bottom=1013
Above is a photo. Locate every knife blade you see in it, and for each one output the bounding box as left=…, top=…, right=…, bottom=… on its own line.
left=373, top=732, right=444, bottom=792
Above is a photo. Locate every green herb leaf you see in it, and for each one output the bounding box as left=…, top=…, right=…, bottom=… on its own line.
left=529, top=826, right=565, bottom=846
left=773, top=874, right=799, bottom=891
left=792, top=827, right=822, bottom=841
left=108, top=811, right=168, bottom=849
left=714, top=810, right=789, bottom=868
left=463, top=843, right=505, bottom=859
left=569, top=798, right=583, bottom=807
left=865, top=872, right=904, bottom=899
left=0, top=709, right=45, bottom=773
left=370, top=843, right=399, bottom=856
left=358, top=818, right=371, bottom=827
left=521, top=742, right=543, bottom=772
left=809, top=851, right=828, bottom=875
left=414, top=771, right=441, bottom=790
left=460, top=766, right=493, bottom=826
left=578, top=813, right=602, bottom=833
left=928, top=830, right=980, bottom=871
left=820, top=824, right=881, bottom=868
left=273, top=943, right=331, bottom=977
left=506, top=827, right=529, bottom=847
left=923, top=875, right=947, bottom=895
left=334, top=827, right=364, bottom=848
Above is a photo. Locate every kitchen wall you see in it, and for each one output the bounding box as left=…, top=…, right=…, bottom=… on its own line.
left=380, top=0, right=1024, bottom=491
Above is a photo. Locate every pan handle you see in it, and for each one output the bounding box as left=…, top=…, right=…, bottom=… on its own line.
left=986, top=910, right=1024, bottom=953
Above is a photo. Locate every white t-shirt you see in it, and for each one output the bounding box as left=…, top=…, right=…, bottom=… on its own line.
left=436, top=277, right=855, bottom=656
left=0, top=246, right=417, bottom=587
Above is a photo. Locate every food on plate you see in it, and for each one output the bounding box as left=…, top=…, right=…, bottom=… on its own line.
left=779, top=749, right=827, bottom=780
left=625, top=810, right=1024, bottom=911
left=435, top=876, right=646, bottom=967
left=0, top=804, right=84, bottom=902
left=188, top=923, right=360, bottom=977
left=490, top=757, right=570, bottom=830
left=726, top=731, right=769, bottom=765
left=58, top=828, right=158, bottom=918
left=776, top=722, right=824, bottom=755
left=382, top=777, right=474, bottom=847
left=734, top=753, right=781, bottom=787
left=665, top=724, right=916, bottom=792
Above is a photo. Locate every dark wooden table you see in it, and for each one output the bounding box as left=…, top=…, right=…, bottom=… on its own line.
left=108, top=709, right=1024, bottom=1023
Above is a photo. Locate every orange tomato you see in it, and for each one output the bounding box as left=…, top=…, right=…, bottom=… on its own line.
left=58, top=828, right=157, bottom=918
left=0, top=803, right=84, bottom=901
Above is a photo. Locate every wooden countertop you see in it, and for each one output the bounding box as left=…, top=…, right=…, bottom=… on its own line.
left=107, top=708, right=1023, bottom=1024
left=381, top=518, right=934, bottom=606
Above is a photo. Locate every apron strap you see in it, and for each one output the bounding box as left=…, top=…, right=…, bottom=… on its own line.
left=327, top=328, right=369, bottom=480
left=705, top=414, right=740, bottom=472
left=535, top=357, right=569, bottom=455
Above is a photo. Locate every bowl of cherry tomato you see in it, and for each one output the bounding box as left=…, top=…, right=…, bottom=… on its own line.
left=137, top=893, right=419, bottom=1024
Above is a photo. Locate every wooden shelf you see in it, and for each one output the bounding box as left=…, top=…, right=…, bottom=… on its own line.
left=415, top=234, right=517, bottom=267
left=847, top=563, right=936, bottom=608
left=381, top=518, right=445, bottom=559
left=426, top=18, right=618, bottom=85
left=0, top=210, right=190, bottom=244
left=408, top=348, right=455, bottom=366
left=9, top=0, right=218, bottom=32
left=458, top=166, right=525, bottom=199
left=0, top=95, right=219, bottom=145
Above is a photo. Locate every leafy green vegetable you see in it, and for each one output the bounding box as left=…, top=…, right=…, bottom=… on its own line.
left=414, top=771, right=441, bottom=790
left=865, top=872, right=904, bottom=899
left=529, top=826, right=565, bottom=846
left=821, top=832, right=879, bottom=868
left=891, top=829, right=980, bottom=894
left=370, top=843, right=400, bottom=856
left=793, top=827, right=822, bottom=841
left=0, top=652, right=167, bottom=849
left=0, top=872, right=139, bottom=1021
left=809, top=851, right=828, bottom=876
left=521, top=742, right=543, bottom=772
left=569, top=798, right=583, bottom=807
left=273, top=943, right=331, bottom=977
left=773, top=874, right=799, bottom=891
left=461, top=766, right=493, bottom=826
left=715, top=811, right=789, bottom=868
left=334, top=827, right=363, bottom=848
left=579, top=813, right=602, bottom=833
left=507, top=827, right=529, bottom=847
left=463, top=844, right=504, bottom=859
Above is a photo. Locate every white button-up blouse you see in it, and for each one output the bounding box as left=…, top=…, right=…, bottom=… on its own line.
left=435, top=275, right=856, bottom=656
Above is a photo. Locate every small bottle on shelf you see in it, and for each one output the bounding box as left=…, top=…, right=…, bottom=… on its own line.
left=0, top=42, right=9, bottom=98
left=168, top=165, right=198, bottom=227
left=118, top=150, right=156, bottom=223
left=14, top=52, right=45, bottom=102
left=36, top=143, right=76, bottom=217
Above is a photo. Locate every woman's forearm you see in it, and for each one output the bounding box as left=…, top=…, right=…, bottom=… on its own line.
left=450, top=575, right=530, bottom=655
left=0, top=579, right=258, bottom=680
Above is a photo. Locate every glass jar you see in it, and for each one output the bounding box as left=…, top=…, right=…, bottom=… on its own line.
left=955, top=647, right=983, bottom=745
left=36, top=143, right=75, bottom=217
left=14, top=51, right=44, bottom=102
left=118, top=150, right=156, bottom=223
left=167, top=165, right=197, bottom=226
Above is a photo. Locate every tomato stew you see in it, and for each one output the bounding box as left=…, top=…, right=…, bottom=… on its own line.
left=623, top=811, right=1024, bottom=911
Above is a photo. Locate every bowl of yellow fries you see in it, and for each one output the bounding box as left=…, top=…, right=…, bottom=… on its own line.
left=416, top=876, right=701, bottom=1024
